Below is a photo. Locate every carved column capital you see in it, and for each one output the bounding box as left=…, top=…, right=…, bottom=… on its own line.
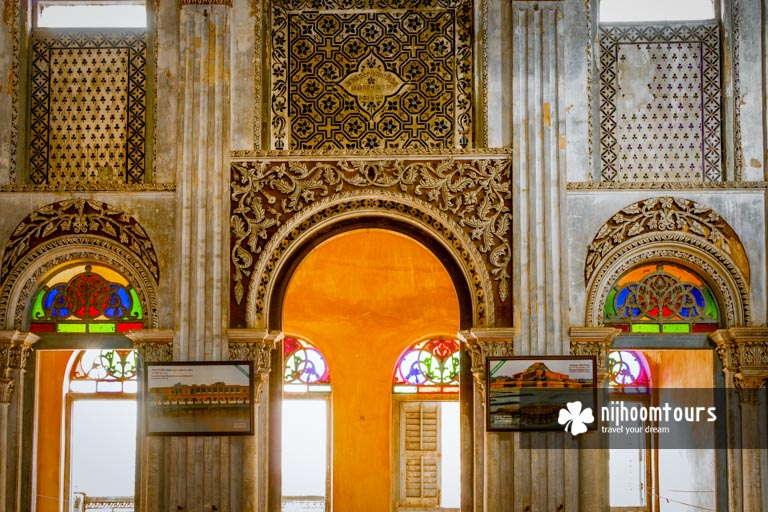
left=125, top=329, right=175, bottom=363
left=0, top=331, right=38, bottom=404
left=710, top=328, right=768, bottom=392
left=733, top=373, right=768, bottom=405
left=569, top=327, right=620, bottom=384
left=228, top=329, right=283, bottom=403
left=458, top=328, right=516, bottom=400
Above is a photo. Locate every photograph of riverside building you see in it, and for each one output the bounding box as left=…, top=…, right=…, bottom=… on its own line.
left=0, top=0, right=767, bottom=511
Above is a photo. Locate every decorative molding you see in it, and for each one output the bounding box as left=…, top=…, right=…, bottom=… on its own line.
left=598, top=23, right=721, bottom=182
left=459, top=328, right=516, bottom=401
left=1, top=199, right=160, bottom=287
left=269, top=0, right=473, bottom=150
left=731, top=0, right=743, bottom=179
left=0, top=378, right=14, bottom=404
left=228, top=329, right=283, bottom=402
left=125, top=329, right=174, bottom=362
left=567, top=180, right=768, bottom=190
left=9, top=0, right=21, bottom=183
left=569, top=326, right=620, bottom=379
left=253, top=0, right=262, bottom=149
left=180, top=0, right=233, bottom=5
left=0, top=183, right=176, bottom=193
left=29, top=30, right=147, bottom=186
left=231, top=148, right=511, bottom=159
left=585, top=197, right=749, bottom=284
left=479, top=0, right=488, bottom=146
left=231, top=156, right=511, bottom=328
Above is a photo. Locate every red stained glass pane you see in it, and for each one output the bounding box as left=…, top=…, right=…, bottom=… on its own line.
left=30, top=323, right=56, bottom=333
left=117, top=322, right=145, bottom=332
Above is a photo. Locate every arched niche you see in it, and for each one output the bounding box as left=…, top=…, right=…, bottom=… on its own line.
left=585, top=197, right=750, bottom=328
left=0, top=199, right=160, bottom=329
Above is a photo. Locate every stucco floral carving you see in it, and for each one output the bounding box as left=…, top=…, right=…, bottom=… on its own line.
left=230, top=157, right=511, bottom=327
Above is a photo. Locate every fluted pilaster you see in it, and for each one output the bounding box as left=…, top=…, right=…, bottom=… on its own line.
left=711, top=328, right=768, bottom=512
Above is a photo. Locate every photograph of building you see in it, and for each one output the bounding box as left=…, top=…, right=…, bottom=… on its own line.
left=0, top=0, right=766, bottom=511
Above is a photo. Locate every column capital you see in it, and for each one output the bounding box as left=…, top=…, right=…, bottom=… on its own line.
left=0, top=330, right=39, bottom=372
left=710, top=327, right=768, bottom=372
left=228, top=329, right=284, bottom=402
left=569, top=327, right=620, bottom=380
left=733, top=373, right=768, bottom=405
left=0, top=378, right=14, bottom=404
left=125, top=329, right=175, bottom=363
left=458, top=328, right=517, bottom=400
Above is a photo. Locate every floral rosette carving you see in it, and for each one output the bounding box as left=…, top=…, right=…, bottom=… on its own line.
left=585, top=197, right=747, bottom=284
left=230, top=158, right=511, bottom=311
left=0, top=199, right=159, bottom=286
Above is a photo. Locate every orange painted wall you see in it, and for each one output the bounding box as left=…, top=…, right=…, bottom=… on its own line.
left=282, top=229, right=460, bottom=512
left=35, top=350, right=73, bottom=512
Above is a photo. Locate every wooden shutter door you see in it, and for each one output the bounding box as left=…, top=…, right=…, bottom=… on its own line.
left=399, top=402, right=441, bottom=508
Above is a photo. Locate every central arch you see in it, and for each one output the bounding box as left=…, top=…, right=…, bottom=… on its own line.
left=276, top=228, right=465, bottom=512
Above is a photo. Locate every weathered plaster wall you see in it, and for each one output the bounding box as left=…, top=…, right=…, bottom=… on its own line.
left=0, top=193, right=176, bottom=327
left=282, top=229, right=460, bottom=512
left=567, top=191, right=767, bottom=326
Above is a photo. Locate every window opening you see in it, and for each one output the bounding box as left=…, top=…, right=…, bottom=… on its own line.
left=608, top=350, right=652, bottom=511
left=393, top=337, right=460, bottom=394
left=603, top=263, right=719, bottom=334
left=282, top=337, right=331, bottom=512
left=30, top=264, right=145, bottom=334
left=67, top=349, right=138, bottom=512
left=600, top=0, right=714, bottom=23
left=37, top=2, right=146, bottom=28
left=393, top=337, right=461, bottom=511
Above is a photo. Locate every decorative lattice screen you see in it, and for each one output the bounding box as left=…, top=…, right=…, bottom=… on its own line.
left=599, top=24, right=721, bottom=182
left=29, top=30, right=147, bottom=186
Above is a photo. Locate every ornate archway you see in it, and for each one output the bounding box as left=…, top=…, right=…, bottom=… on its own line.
left=229, top=153, right=512, bottom=329
left=0, top=199, right=160, bottom=329
left=584, top=196, right=751, bottom=328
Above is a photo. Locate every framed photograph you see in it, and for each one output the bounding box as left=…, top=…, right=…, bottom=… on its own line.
left=144, top=361, right=254, bottom=436
left=486, top=356, right=597, bottom=431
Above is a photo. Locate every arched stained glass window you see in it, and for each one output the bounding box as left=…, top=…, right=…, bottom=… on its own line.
left=608, top=350, right=651, bottom=394
left=604, top=263, right=719, bottom=334
left=393, top=337, right=460, bottom=394
left=30, top=264, right=144, bottom=334
left=69, top=349, right=138, bottom=394
left=283, top=337, right=331, bottom=393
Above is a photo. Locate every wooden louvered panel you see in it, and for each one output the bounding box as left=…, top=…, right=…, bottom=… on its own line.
left=400, top=402, right=441, bottom=507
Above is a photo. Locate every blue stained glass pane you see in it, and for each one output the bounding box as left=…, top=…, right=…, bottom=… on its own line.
left=399, top=350, right=426, bottom=384
left=105, top=285, right=132, bottom=318
left=615, top=287, right=630, bottom=309
left=43, top=288, right=58, bottom=309
left=691, top=287, right=705, bottom=308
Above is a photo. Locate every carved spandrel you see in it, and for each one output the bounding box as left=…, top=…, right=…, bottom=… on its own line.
left=230, top=156, right=511, bottom=328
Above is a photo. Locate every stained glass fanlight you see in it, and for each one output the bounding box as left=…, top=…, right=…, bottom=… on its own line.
left=29, top=263, right=144, bottom=334
left=68, top=349, right=139, bottom=394
left=608, top=350, right=651, bottom=394
left=393, top=337, right=460, bottom=394
left=283, top=337, right=331, bottom=393
left=604, top=263, right=719, bottom=334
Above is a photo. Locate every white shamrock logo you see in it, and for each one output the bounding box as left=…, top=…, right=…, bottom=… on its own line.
left=558, top=401, right=594, bottom=436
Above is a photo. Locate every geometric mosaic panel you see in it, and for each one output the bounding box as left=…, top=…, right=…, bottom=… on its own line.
left=271, top=0, right=472, bottom=150
left=599, top=24, right=721, bottom=182
left=29, top=30, right=147, bottom=186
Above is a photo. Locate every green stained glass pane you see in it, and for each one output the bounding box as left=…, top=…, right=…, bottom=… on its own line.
left=129, top=288, right=143, bottom=319
left=604, top=288, right=618, bottom=318
left=31, top=289, right=46, bottom=321
left=631, top=324, right=660, bottom=333
left=57, top=324, right=87, bottom=333
left=703, top=288, right=718, bottom=320
left=88, top=323, right=116, bottom=333
left=662, top=324, right=690, bottom=333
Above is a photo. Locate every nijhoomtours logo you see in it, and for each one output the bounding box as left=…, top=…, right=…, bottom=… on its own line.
left=600, top=400, right=717, bottom=435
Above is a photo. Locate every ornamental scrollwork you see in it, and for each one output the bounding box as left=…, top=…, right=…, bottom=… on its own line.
left=230, top=157, right=511, bottom=320
left=1, top=199, right=160, bottom=287
left=585, top=197, right=746, bottom=285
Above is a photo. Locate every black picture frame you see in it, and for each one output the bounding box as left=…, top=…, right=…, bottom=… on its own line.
left=144, top=361, right=254, bottom=436
left=486, top=356, right=597, bottom=432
